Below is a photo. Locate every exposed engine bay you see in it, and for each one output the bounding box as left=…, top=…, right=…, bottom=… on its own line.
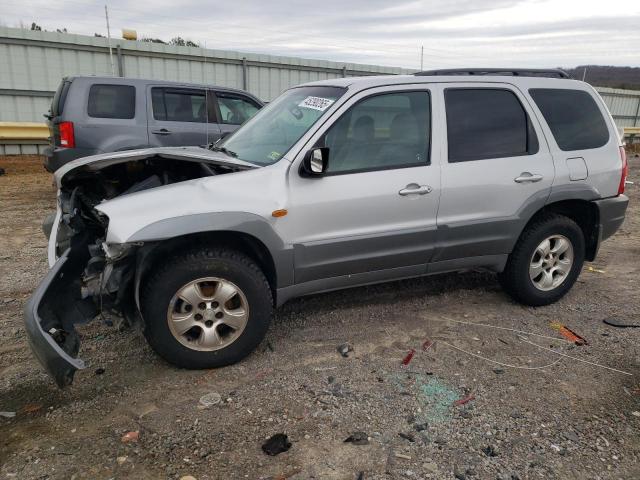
left=28, top=149, right=254, bottom=387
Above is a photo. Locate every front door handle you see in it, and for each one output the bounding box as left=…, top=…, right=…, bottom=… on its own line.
left=151, top=128, right=172, bottom=135
left=514, top=172, right=543, bottom=183
left=399, top=183, right=432, bottom=196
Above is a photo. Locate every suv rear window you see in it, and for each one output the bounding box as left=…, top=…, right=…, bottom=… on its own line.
left=445, top=88, right=538, bottom=162
left=87, top=84, right=135, bottom=119
left=51, top=80, right=71, bottom=117
left=529, top=88, right=609, bottom=151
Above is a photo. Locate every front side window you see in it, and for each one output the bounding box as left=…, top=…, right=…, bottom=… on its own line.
left=445, top=88, right=539, bottom=163
left=152, top=88, right=208, bottom=123
left=529, top=88, right=609, bottom=151
left=219, top=86, right=345, bottom=166
left=323, top=91, right=431, bottom=173
left=217, top=94, right=260, bottom=125
left=88, top=84, right=135, bottom=119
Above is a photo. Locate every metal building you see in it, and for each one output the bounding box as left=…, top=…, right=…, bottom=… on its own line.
left=1, top=26, right=639, bottom=154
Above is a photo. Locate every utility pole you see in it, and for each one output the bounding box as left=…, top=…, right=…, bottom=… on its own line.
left=105, top=5, right=115, bottom=76
left=582, top=66, right=587, bottom=82
left=420, top=45, right=424, bottom=71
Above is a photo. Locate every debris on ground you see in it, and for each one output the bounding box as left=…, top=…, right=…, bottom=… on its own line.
left=179, top=476, right=197, bottom=480
left=199, top=392, right=222, bottom=407
left=21, top=404, right=42, bottom=414
left=482, top=445, right=499, bottom=457
left=453, top=394, right=475, bottom=407
left=356, top=472, right=364, bottom=480
left=337, top=342, right=353, bottom=358
left=394, top=453, right=411, bottom=460
left=586, top=266, right=606, bottom=274
left=262, top=433, right=292, bottom=456
left=95, top=367, right=105, bottom=375
left=116, top=456, right=127, bottom=465
left=550, top=322, right=588, bottom=345
left=0, top=167, right=5, bottom=176
left=493, top=368, right=505, bottom=374
left=401, top=348, right=416, bottom=366
left=399, top=432, right=415, bottom=442
left=603, top=318, right=640, bottom=328
left=422, top=338, right=434, bottom=351
left=121, top=431, right=140, bottom=443
left=0, top=411, right=16, bottom=418
left=344, top=432, right=369, bottom=445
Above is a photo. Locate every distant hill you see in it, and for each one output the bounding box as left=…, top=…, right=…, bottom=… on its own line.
left=563, top=65, right=640, bottom=91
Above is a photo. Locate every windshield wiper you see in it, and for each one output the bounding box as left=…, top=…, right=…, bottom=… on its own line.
left=208, top=144, right=238, bottom=158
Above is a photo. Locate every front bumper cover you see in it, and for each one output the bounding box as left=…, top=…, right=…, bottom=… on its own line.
left=24, top=248, right=97, bottom=388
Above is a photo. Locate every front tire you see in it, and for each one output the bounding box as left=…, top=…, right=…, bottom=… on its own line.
left=499, top=214, right=585, bottom=306
left=141, top=247, right=273, bottom=369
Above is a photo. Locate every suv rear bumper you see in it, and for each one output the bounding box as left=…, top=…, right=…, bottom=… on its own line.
left=594, top=194, right=629, bottom=242
left=44, top=146, right=99, bottom=172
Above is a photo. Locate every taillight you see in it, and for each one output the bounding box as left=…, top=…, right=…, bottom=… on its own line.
left=618, top=146, right=628, bottom=195
left=59, top=121, right=75, bottom=148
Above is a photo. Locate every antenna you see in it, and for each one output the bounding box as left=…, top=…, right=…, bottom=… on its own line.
left=105, top=5, right=115, bottom=76
left=204, top=40, right=209, bottom=147
left=420, top=45, right=424, bottom=71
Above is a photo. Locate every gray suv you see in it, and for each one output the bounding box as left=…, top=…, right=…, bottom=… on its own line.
left=44, top=76, right=263, bottom=171
left=26, top=69, right=629, bottom=387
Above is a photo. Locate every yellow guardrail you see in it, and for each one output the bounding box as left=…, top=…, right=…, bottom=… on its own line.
left=624, top=127, right=640, bottom=135
left=0, top=122, right=49, bottom=141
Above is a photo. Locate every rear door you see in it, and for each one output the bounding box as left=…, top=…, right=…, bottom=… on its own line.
left=147, top=86, right=221, bottom=147
left=213, top=91, right=262, bottom=138
left=433, top=83, right=555, bottom=266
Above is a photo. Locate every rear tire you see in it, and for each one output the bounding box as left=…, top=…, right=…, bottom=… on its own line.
left=499, top=214, right=585, bottom=306
left=140, top=247, right=273, bottom=369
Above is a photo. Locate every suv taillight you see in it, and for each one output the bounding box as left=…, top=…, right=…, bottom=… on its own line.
left=618, top=146, right=628, bottom=195
left=59, top=121, right=75, bottom=148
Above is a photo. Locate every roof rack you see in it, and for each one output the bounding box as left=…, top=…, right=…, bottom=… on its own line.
left=414, top=68, right=570, bottom=79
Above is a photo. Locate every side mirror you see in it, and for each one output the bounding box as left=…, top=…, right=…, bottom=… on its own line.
left=301, top=147, right=329, bottom=177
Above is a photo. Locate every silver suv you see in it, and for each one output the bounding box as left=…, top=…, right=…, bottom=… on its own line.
left=26, top=69, right=630, bottom=387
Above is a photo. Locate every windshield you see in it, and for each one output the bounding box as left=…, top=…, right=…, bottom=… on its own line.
left=218, top=86, right=346, bottom=166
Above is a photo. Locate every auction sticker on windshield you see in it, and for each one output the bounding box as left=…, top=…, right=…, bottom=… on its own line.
left=298, top=96, right=335, bottom=111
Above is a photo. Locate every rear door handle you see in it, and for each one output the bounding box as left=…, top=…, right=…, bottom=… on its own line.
left=514, top=172, right=543, bottom=183
left=399, top=183, right=432, bottom=196
left=151, top=128, right=171, bottom=135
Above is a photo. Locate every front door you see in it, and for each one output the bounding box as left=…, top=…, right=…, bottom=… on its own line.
left=284, top=86, right=442, bottom=284
left=433, top=83, right=555, bottom=265
left=147, top=86, right=221, bottom=147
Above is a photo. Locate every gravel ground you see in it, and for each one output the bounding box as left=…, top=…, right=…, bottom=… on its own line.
left=0, top=154, right=639, bottom=480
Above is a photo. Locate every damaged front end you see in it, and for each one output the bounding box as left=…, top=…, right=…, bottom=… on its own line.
left=25, top=147, right=255, bottom=387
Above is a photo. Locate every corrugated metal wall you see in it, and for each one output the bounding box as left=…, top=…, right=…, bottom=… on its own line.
left=1, top=25, right=639, bottom=154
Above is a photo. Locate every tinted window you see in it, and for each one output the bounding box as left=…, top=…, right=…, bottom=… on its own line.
left=530, top=88, right=609, bottom=151
left=87, top=84, right=135, bottom=119
left=324, top=91, right=430, bottom=173
left=152, top=88, right=208, bottom=123
left=51, top=80, right=71, bottom=117
left=217, top=94, right=260, bottom=125
left=445, top=89, right=538, bottom=162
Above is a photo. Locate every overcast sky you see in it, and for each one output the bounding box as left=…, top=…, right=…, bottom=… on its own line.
left=1, top=0, right=639, bottom=69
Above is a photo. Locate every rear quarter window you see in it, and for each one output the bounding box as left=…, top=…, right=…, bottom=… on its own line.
left=87, top=84, right=136, bottom=119
left=529, top=88, right=609, bottom=151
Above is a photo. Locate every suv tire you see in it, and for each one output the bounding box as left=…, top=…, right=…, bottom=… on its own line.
left=499, top=214, right=585, bottom=306
left=141, top=247, right=273, bottom=369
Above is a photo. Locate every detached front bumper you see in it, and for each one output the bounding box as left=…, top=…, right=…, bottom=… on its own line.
left=24, top=248, right=97, bottom=388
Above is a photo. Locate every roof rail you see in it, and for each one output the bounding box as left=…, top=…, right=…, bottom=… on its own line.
left=414, top=68, right=570, bottom=79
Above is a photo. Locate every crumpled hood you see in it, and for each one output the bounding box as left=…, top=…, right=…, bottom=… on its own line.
left=94, top=161, right=288, bottom=244
left=54, top=146, right=257, bottom=187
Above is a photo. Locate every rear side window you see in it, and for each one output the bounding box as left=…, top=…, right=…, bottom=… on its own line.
left=445, top=88, right=539, bottom=163
left=87, top=84, right=135, bottom=119
left=529, top=88, right=609, bottom=151
left=152, top=88, right=208, bottom=123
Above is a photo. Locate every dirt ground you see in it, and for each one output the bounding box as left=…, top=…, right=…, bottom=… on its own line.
left=1, top=154, right=639, bottom=480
